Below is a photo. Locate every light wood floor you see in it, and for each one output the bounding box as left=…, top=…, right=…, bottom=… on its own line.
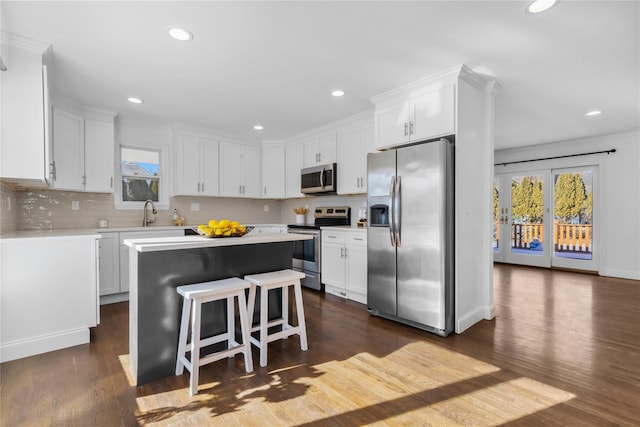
left=2, top=264, right=639, bottom=426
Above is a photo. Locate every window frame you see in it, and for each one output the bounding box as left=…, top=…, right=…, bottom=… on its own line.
left=115, top=142, right=170, bottom=210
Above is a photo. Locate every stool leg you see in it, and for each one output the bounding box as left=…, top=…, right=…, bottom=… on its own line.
left=293, top=281, right=308, bottom=351
left=227, top=296, right=236, bottom=355
left=176, top=297, right=190, bottom=375
left=189, top=299, right=202, bottom=395
left=237, top=291, right=253, bottom=373
left=260, top=286, right=268, bottom=367
left=282, top=284, right=289, bottom=338
left=246, top=285, right=256, bottom=331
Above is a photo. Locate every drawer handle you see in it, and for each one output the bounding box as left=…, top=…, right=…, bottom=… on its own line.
left=353, top=237, right=363, bottom=241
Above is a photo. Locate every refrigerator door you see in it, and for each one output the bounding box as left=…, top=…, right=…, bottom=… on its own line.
left=367, top=151, right=397, bottom=315
left=396, top=140, right=449, bottom=329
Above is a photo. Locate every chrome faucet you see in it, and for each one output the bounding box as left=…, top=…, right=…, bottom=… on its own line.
left=143, top=199, right=157, bottom=227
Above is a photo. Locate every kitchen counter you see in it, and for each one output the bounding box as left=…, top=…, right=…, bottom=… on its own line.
left=0, top=229, right=102, bottom=239
left=127, top=231, right=309, bottom=385
left=125, top=232, right=310, bottom=252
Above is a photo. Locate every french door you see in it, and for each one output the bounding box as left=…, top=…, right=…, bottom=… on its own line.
left=493, top=166, right=598, bottom=272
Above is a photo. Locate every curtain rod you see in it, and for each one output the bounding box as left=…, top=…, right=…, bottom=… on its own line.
left=495, top=149, right=616, bottom=167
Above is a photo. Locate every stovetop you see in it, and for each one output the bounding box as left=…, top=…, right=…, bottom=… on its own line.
left=287, top=206, right=351, bottom=230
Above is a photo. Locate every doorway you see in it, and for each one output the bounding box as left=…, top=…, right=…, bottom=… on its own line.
left=493, top=166, right=598, bottom=272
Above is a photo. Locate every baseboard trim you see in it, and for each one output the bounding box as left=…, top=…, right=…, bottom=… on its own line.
left=456, top=307, right=484, bottom=334
left=0, top=328, right=90, bottom=363
left=100, top=292, right=129, bottom=305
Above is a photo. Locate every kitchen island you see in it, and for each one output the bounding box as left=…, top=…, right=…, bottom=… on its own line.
left=125, top=232, right=312, bottom=385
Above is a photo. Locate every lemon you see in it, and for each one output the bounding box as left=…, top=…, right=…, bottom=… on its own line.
left=230, top=221, right=240, bottom=228
left=197, top=224, right=207, bottom=230
left=214, top=228, right=223, bottom=236
left=218, top=219, right=231, bottom=228
left=208, top=219, right=218, bottom=228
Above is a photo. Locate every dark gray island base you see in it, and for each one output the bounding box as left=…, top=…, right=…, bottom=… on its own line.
left=128, top=241, right=292, bottom=385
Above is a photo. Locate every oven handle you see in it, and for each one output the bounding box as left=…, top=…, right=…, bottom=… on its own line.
left=287, top=229, right=320, bottom=235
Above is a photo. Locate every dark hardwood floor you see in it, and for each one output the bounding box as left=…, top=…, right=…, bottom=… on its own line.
left=2, top=264, right=639, bottom=426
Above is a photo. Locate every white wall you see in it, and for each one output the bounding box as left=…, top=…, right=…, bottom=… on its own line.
left=494, top=130, right=640, bottom=280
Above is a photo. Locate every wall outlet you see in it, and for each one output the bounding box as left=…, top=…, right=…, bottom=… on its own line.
left=264, top=204, right=269, bottom=212
left=191, top=203, right=200, bottom=211
left=71, top=201, right=79, bottom=211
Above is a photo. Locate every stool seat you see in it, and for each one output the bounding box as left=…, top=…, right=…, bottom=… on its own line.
left=175, top=277, right=253, bottom=395
left=245, top=269, right=308, bottom=367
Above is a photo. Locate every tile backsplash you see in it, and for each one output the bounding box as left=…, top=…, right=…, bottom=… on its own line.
left=1, top=183, right=367, bottom=233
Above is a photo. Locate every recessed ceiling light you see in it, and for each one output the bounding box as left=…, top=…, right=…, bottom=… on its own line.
left=254, top=125, right=264, bottom=130
left=585, top=110, right=603, bottom=117
left=331, top=90, right=345, bottom=97
left=526, top=0, right=560, bottom=14
left=127, top=97, right=145, bottom=104
left=168, top=27, right=194, bottom=41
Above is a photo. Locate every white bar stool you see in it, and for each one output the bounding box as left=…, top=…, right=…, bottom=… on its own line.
left=175, top=277, right=253, bottom=395
left=244, top=269, right=308, bottom=367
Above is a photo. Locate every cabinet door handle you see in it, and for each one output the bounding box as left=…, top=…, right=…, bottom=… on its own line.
left=404, top=122, right=408, bottom=136
left=201, top=182, right=205, bottom=192
left=110, top=177, right=113, bottom=188
left=264, top=186, right=267, bottom=195
left=340, top=247, right=344, bottom=258
left=410, top=121, right=414, bottom=135
left=318, top=153, right=321, bottom=162
left=198, top=182, right=201, bottom=192
left=239, top=185, right=241, bottom=194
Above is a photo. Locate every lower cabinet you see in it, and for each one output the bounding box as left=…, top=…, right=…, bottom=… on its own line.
left=99, top=229, right=184, bottom=302
left=321, top=229, right=367, bottom=304
left=0, top=235, right=100, bottom=362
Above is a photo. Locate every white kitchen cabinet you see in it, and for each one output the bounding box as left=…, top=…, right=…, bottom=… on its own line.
left=337, top=122, right=374, bottom=195
left=1, top=234, right=100, bottom=362
left=374, top=84, right=455, bottom=150
left=0, top=37, right=52, bottom=186
left=321, top=229, right=367, bottom=304
left=85, top=119, right=115, bottom=192
left=304, top=133, right=336, bottom=167
left=219, top=142, right=261, bottom=198
left=262, top=144, right=285, bottom=198
left=98, top=232, right=120, bottom=295
left=174, top=135, right=219, bottom=196
left=285, top=143, right=304, bottom=198
left=51, top=106, right=115, bottom=192
left=52, top=107, right=85, bottom=191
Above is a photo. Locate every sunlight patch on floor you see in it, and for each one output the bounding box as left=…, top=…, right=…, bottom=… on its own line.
left=128, top=340, right=576, bottom=425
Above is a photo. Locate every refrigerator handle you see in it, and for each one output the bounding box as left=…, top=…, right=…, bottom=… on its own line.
left=389, top=176, right=396, bottom=247
left=395, top=175, right=401, bottom=247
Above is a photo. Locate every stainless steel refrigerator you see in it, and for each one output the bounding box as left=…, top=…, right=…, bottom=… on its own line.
left=367, top=138, right=454, bottom=336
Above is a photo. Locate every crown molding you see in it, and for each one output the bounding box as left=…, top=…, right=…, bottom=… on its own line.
left=1, top=31, right=51, bottom=54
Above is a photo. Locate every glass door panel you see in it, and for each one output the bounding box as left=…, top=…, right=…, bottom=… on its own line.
left=551, top=167, right=597, bottom=271
left=497, top=172, right=551, bottom=268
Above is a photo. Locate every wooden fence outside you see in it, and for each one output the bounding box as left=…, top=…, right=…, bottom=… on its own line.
left=495, top=221, right=592, bottom=253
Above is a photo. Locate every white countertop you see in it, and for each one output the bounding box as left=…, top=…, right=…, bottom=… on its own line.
left=125, top=232, right=312, bottom=253
left=0, top=224, right=288, bottom=239
left=0, top=229, right=102, bottom=240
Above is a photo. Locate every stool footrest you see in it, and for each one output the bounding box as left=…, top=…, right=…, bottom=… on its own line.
left=250, top=318, right=285, bottom=333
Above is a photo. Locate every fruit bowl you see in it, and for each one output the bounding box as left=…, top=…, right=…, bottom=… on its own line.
left=194, top=226, right=254, bottom=238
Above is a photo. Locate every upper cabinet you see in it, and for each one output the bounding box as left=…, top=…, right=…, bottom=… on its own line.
left=303, top=133, right=336, bottom=167
left=173, top=134, right=219, bottom=196
left=219, top=142, right=261, bottom=198
left=374, top=84, right=455, bottom=151
left=337, top=118, right=375, bottom=195
left=285, top=143, right=304, bottom=198
left=0, top=35, right=52, bottom=186
left=51, top=106, right=115, bottom=193
left=262, top=144, right=285, bottom=198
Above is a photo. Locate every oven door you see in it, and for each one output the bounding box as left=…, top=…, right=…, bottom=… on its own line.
left=289, top=228, right=320, bottom=273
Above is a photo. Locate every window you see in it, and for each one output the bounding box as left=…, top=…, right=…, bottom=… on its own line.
left=116, top=145, right=168, bottom=210
left=121, top=147, right=160, bottom=202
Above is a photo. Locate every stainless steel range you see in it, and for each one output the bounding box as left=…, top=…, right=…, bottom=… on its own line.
left=287, top=206, right=351, bottom=290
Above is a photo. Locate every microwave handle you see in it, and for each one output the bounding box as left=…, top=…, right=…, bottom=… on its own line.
left=320, top=168, right=325, bottom=188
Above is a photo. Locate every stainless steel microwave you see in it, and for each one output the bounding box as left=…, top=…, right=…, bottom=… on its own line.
left=301, top=163, right=337, bottom=195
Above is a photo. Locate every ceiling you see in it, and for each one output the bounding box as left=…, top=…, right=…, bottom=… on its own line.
left=2, top=1, right=638, bottom=150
